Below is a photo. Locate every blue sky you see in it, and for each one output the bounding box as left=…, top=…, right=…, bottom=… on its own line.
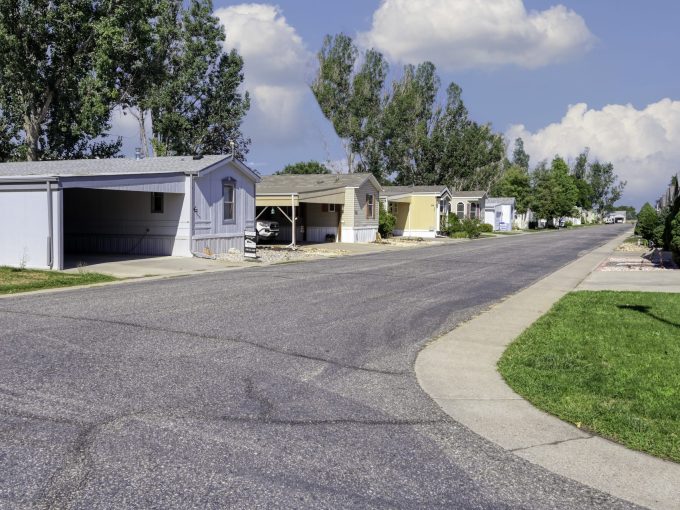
left=112, top=1, right=680, bottom=208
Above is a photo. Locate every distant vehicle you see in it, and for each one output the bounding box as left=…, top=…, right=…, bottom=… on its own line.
left=604, top=216, right=615, bottom=224
left=256, top=220, right=279, bottom=241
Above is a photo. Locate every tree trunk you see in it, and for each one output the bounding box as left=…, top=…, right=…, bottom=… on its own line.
left=138, top=110, right=149, bottom=158
left=23, top=116, right=41, bottom=161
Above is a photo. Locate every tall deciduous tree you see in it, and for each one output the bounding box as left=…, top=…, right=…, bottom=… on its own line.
left=312, top=34, right=387, bottom=176
left=588, top=160, right=626, bottom=218
left=512, top=138, right=530, bottom=171
left=491, top=165, right=532, bottom=214
left=531, top=156, right=579, bottom=224
left=149, top=0, right=250, bottom=158
left=381, top=62, right=440, bottom=185
left=0, top=0, right=123, bottom=161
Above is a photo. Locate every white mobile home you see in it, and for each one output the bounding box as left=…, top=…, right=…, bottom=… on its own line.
left=0, top=155, right=260, bottom=270
left=484, top=197, right=516, bottom=231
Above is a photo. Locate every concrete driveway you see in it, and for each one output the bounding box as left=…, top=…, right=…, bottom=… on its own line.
left=0, top=225, right=638, bottom=509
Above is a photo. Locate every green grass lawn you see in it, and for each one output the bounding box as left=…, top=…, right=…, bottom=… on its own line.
left=0, top=266, right=116, bottom=295
left=498, top=291, right=680, bottom=463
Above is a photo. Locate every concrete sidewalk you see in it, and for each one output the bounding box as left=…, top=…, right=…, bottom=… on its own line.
left=416, top=229, right=680, bottom=510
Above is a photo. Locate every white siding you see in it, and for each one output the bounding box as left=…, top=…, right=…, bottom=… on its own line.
left=191, top=161, right=257, bottom=255
left=63, top=188, right=184, bottom=257
left=0, top=188, right=59, bottom=269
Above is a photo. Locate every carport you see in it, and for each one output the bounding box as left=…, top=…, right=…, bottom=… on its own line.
left=60, top=172, right=187, bottom=258
left=0, top=155, right=260, bottom=270
left=256, top=174, right=381, bottom=244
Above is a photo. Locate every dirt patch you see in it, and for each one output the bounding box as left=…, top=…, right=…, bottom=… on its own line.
left=599, top=245, right=677, bottom=271
left=217, top=246, right=349, bottom=264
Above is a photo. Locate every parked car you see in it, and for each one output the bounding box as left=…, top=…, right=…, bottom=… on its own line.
left=256, top=220, right=279, bottom=241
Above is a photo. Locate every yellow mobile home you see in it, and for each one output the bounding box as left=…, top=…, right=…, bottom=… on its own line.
left=381, top=186, right=452, bottom=238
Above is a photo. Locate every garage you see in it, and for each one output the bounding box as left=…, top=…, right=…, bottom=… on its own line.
left=0, top=155, right=260, bottom=269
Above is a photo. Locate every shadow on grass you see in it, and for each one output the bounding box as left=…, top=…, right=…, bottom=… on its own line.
left=617, top=304, right=680, bottom=329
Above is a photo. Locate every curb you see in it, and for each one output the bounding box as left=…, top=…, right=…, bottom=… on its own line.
left=415, top=229, right=680, bottom=510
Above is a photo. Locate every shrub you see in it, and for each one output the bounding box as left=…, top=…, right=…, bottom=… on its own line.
left=636, top=203, right=661, bottom=242
left=564, top=220, right=574, bottom=228
left=450, top=231, right=468, bottom=239
left=479, top=223, right=494, bottom=233
left=461, top=218, right=483, bottom=239
left=670, top=211, right=680, bottom=265
left=443, top=213, right=464, bottom=236
left=378, top=203, right=396, bottom=238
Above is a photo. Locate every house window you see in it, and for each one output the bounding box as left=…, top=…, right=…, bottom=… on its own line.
left=151, top=192, right=164, bottom=214
left=366, top=194, right=375, bottom=219
left=470, top=202, right=477, bottom=219
left=223, top=180, right=235, bottom=223
left=389, top=202, right=398, bottom=215
left=456, top=202, right=465, bottom=219
left=329, top=203, right=336, bottom=212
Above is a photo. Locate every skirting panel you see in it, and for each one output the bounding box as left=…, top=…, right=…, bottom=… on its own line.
left=65, top=234, right=175, bottom=256
left=192, top=235, right=244, bottom=255
left=306, top=226, right=338, bottom=243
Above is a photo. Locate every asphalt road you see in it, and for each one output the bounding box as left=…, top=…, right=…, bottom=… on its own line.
left=0, top=225, right=639, bottom=509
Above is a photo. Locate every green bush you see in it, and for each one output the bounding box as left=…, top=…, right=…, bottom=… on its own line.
left=378, top=203, right=396, bottom=238
left=449, top=231, right=468, bottom=239
left=564, top=220, right=574, bottom=228
left=636, top=203, right=661, bottom=242
left=479, top=223, right=494, bottom=233
left=670, top=211, right=680, bottom=265
left=461, top=218, right=483, bottom=239
left=443, top=213, right=464, bottom=236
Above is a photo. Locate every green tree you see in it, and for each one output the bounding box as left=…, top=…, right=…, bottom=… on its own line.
left=94, top=0, right=175, bottom=158
left=531, top=156, right=578, bottom=225
left=512, top=138, right=530, bottom=171
left=0, top=0, right=124, bottom=161
left=381, top=62, right=440, bottom=185
left=491, top=165, right=532, bottom=214
left=588, top=160, right=626, bottom=218
left=636, top=203, right=660, bottom=242
left=428, top=82, right=505, bottom=192
left=276, top=161, right=331, bottom=175
left=150, top=1, right=250, bottom=158
left=311, top=34, right=387, bottom=176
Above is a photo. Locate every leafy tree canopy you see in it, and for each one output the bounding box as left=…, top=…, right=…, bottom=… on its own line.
left=491, top=165, right=531, bottom=214
left=276, top=161, right=331, bottom=175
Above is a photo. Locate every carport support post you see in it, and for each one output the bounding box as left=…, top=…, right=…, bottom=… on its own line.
left=291, top=193, right=296, bottom=248
left=46, top=180, right=53, bottom=269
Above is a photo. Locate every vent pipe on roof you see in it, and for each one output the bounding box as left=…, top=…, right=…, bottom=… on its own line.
left=135, top=147, right=142, bottom=160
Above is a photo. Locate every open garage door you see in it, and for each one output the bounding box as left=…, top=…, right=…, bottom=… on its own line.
left=63, top=188, right=185, bottom=257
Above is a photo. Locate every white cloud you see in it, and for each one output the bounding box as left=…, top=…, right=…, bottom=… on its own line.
left=358, top=0, right=594, bottom=70
left=507, top=99, right=680, bottom=207
left=215, top=4, right=314, bottom=145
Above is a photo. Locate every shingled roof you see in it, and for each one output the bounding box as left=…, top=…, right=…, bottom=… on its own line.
left=258, top=173, right=381, bottom=194
left=381, top=185, right=448, bottom=197
left=0, top=155, right=250, bottom=178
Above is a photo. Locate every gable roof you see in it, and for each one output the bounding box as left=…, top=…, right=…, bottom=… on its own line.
left=0, top=155, right=260, bottom=182
left=450, top=190, right=487, bottom=199
left=381, top=185, right=449, bottom=197
left=486, top=197, right=516, bottom=207
left=258, top=173, right=382, bottom=195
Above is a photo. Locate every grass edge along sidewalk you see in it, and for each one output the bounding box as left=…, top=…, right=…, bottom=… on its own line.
left=0, top=266, right=116, bottom=295
left=498, top=290, right=680, bottom=463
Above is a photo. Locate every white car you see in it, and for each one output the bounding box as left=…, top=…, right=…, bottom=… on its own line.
left=256, top=220, right=279, bottom=240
